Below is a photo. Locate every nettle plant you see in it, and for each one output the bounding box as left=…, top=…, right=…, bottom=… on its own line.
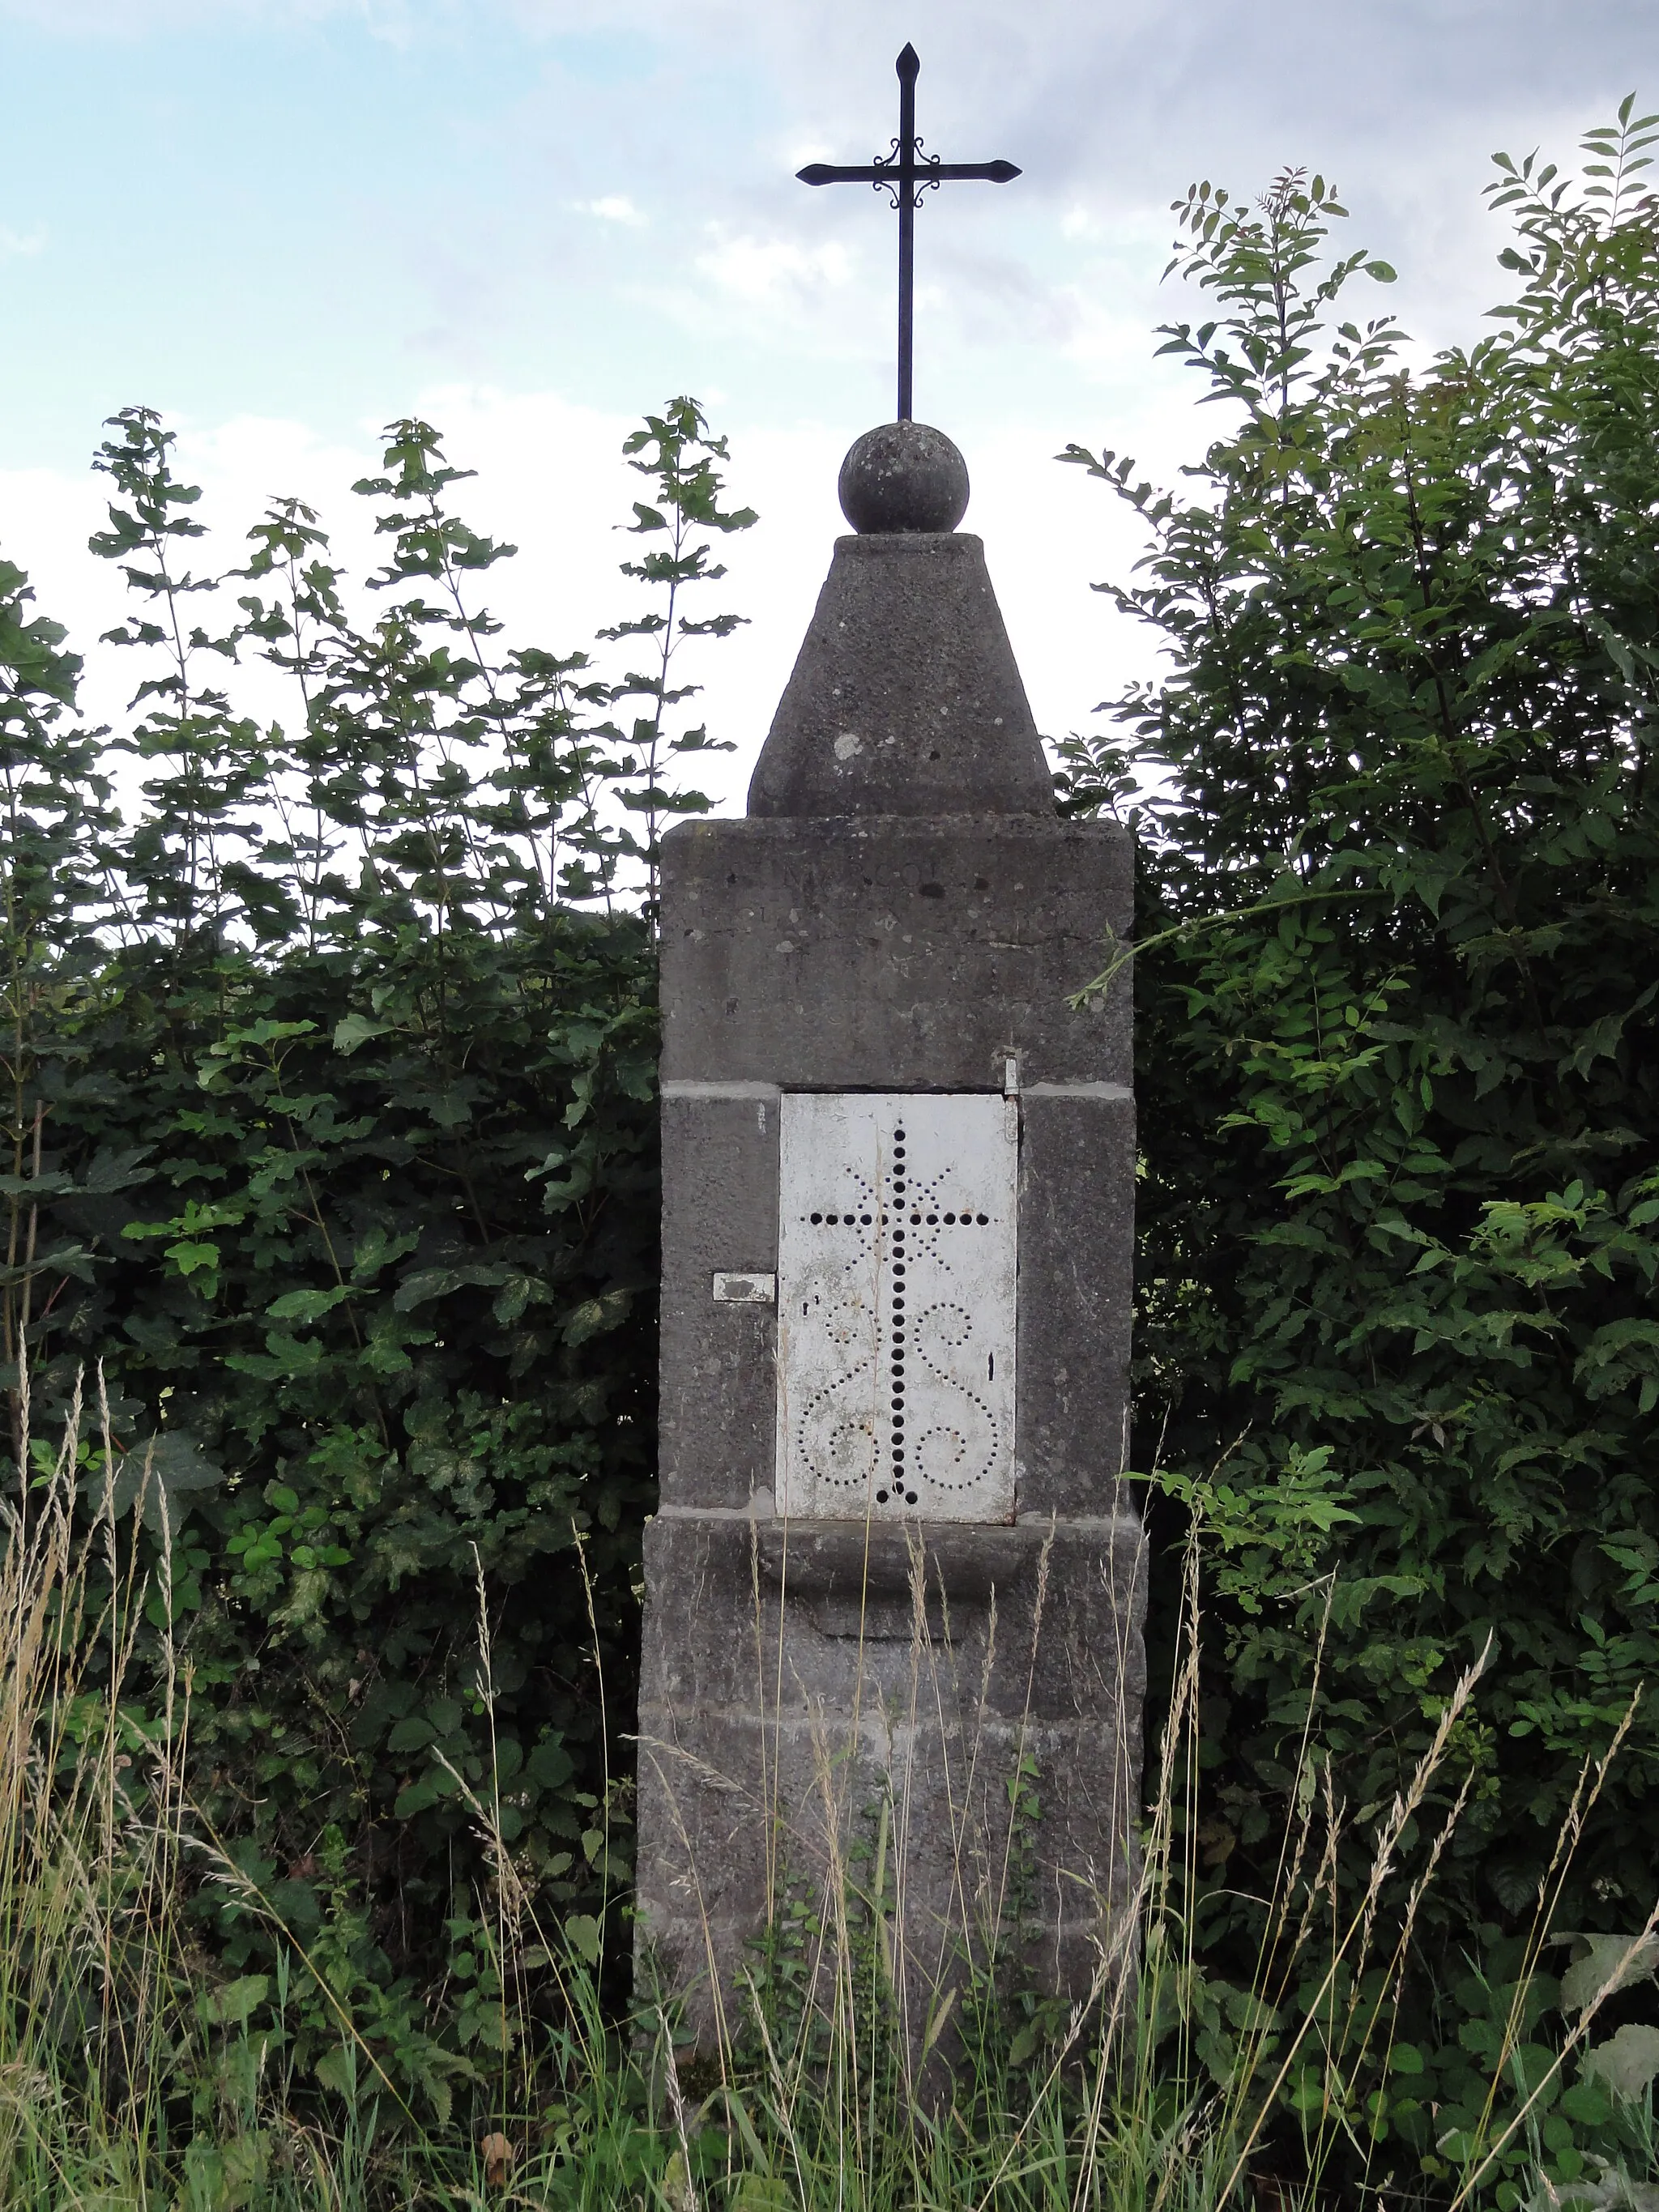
left=0, top=394, right=753, bottom=2087
left=1058, top=103, right=1659, bottom=2198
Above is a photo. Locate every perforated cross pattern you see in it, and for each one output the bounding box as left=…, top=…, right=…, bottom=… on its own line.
left=775, top=1092, right=1017, bottom=1520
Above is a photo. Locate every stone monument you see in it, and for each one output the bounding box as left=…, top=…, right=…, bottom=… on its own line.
left=633, top=415, right=1145, bottom=2055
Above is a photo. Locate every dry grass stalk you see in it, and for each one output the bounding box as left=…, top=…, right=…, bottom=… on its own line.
left=0, top=1362, right=1647, bottom=2211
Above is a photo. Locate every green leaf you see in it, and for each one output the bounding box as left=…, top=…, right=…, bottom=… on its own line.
left=1581, top=2024, right=1659, bottom=2103
left=265, top=1285, right=352, bottom=1326
left=313, top=2044, right=358, bottom=2097
left=333, top=1012, right=394, bottom=1056
left=562, top=1286, right=633, bottom=1346
left=393, top=1263, right=510, bottom=1311
left=197, top=1975, right=271, bottom=2031
left=564, top=1913, right=602, bottom=1966
left=1555, top=1933, right=1659, bottom=2017
left=92, top=1434, right=227, bottom=1535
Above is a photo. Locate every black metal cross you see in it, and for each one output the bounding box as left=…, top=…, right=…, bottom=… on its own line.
left=797, top=44, right=1020, bottom=424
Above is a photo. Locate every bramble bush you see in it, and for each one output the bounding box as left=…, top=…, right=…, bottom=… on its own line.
left=0, top=394, right=752, bottom=2092
left=1059, top=99, right=1659, bottom=2199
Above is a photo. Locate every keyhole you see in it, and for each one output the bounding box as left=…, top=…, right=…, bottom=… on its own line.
left=987, top=1353, right=995, bottom=1381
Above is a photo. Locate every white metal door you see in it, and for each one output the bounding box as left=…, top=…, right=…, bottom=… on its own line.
left=776, top=1093, right=1017, bottom=1520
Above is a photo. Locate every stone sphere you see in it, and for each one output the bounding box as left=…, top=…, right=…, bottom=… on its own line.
left=837, top=421, right=970, bottom=535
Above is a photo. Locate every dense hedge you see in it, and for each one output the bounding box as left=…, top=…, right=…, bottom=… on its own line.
left=1058, top=105, right=1659, bottom=2176
left=1, top=399, right=751, bottom=2088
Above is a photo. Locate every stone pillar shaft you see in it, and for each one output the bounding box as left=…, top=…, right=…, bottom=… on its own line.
left=638, top=810, right=1144, bottom=2045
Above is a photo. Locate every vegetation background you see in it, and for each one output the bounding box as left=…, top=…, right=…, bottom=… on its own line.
left=1056, top=96, right=1659, bottom=2196
left=2, top=391, right=758, bottom=2100
left=2, top=94, right=1658, bottom=2211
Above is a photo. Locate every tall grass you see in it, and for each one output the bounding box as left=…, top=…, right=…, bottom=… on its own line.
left=0, top=1369, right=196, bottom=2202
left=638, top=1530, right=1488, bottom=2212
left=0, top=1377, right=399, bottom=2207
left=0, top=1381, right=1651, bottom=2209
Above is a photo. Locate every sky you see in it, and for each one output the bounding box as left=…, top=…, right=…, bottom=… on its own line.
left=1, top=0, right=1654, bottom=810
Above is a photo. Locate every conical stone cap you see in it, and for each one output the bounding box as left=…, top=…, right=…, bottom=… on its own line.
left=746, top=424, right=1053, bottom=818
left=747, top=534, right=1051, bottom=817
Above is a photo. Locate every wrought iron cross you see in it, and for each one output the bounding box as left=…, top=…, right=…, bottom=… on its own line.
left=798, top=44, right=1020, bottom=423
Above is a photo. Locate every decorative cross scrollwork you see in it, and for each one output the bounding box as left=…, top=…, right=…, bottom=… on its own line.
left=797, top=45, right=1021, bottom=422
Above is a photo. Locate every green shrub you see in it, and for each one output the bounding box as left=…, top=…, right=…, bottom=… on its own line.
left=1059, top=100, right=1659, bottom=2197
left=0, top=395, right=753, bottom=2032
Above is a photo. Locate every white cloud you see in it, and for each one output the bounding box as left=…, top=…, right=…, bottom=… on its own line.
left=1053, top=286, right=1163, bottom=381
left=0, top=227, right=45, bottom=258
left=695, top=229, right=851, bottom=304
left=577, top=194, right=646, bottom=226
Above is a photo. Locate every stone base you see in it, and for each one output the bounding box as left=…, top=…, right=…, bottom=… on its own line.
left=634, top=1507, right=1146, bottom=2061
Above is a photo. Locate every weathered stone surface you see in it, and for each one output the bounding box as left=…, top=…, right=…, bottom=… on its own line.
left=838, top=420, right=970, bottom=535
left=658, top=1093, right=780, bottom=1511
left=636, top=462, right=1142, bottom=2062
left=660, top=816, right=1132, bottom=1091
left=636, top=1511, right=1147, bottom=2043
left=1016, top=1090, right=1137, bottom=1518
left=747, top=535, right=1051, bottom=817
